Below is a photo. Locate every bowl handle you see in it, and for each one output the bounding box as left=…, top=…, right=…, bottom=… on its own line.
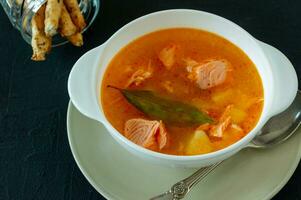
left=258, top=41, right=298, bottom=117
left=68, top=45, right=104, bottom=122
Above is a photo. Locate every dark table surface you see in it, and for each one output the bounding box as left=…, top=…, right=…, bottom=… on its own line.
left=0, top=0, right=300, bottom=199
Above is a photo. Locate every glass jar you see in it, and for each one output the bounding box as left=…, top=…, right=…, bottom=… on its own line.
left=0, top=0, right=100, bottom=46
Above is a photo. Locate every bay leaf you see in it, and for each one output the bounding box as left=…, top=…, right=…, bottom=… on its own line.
left=108, top=86, right=213, bottom=126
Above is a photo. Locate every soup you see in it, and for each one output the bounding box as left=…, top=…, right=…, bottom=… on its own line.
left=101, top=28, right=263, bottom=156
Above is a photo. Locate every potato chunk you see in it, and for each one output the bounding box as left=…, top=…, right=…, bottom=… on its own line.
left=185, top=130, right=213, bottom=155
left=230, top=107, right=247, bottom=123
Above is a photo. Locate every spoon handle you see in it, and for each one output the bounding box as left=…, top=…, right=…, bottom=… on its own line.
left=168, top=161, right=223, bottom=199
left=183, top=161, right=222, bottom=189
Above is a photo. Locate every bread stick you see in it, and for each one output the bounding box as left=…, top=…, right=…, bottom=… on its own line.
left=45, top=0, right=63, bottom=36
left=67, top=32, right=83, bottom=47
left=58, top=4, right=77, bottom=37
left=31, top=5, right=52, bottom=61
left=63, top=0, right=86, bottom=31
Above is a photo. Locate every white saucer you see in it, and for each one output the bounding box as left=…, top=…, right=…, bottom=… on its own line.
left=67, top=102, right=301, bottom=200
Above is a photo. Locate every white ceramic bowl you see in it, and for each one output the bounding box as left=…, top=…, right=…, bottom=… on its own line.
left=68, top=9, right=298, bottom=168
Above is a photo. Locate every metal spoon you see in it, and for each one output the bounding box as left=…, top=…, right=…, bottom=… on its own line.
left=150, top=90, right=301, bottom=200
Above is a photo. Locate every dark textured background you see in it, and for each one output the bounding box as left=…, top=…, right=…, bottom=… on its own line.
left=0, top=0, right=300, bottom=199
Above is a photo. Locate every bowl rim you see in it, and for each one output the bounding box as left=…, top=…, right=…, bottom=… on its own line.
left=97, top=9, right=271, bottom=161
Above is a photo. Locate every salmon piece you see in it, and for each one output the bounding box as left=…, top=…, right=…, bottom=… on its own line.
left=157, top=121, right=169, bottom=149
left=209, top=105, right=233, bottom=138
left=125, top=63, right=153, bottom=87
left=184, top=58, right=199, bottom=73
left=209, top=116, right=231, bottom=138
left=231, top=124, right=243, bottom=132
left=162, top=81, right=174, bottom=93
left=185, top=59, right=229, bottom=89
left=124, top=118, right=169, bottom=150
left=196, top=123, right=211, bottom=131
left=158, top=44, right=177, bottom=70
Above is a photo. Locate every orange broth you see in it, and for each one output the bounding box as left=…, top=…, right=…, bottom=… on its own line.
left=101, top=28, right=264, bottom=155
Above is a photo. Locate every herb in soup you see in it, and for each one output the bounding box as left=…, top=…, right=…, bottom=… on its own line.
left=108, top=86, right=213, bottom=125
